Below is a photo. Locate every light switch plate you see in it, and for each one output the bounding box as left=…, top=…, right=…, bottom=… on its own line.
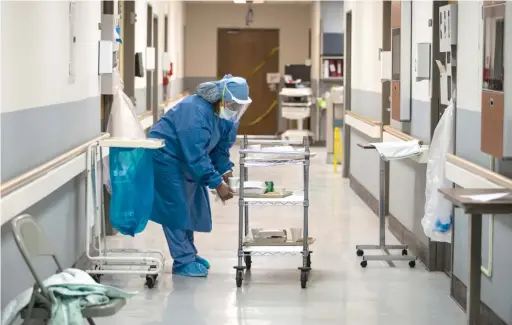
left=381, top=51, right=392, bottom=81
left=146, top=47, right=156, bottom=71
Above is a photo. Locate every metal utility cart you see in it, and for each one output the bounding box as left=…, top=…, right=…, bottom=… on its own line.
left=355, top=143, right=417, bottom=268
left=85, top=137, right=166, bottom=289
left=234, top=136, right=313, bottom=289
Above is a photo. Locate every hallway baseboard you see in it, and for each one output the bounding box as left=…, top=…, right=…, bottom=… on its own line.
left=451, top=274, right=508, bottom=325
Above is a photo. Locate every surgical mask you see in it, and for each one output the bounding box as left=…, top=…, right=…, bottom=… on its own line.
left=219, top=107, right=238, bottom=121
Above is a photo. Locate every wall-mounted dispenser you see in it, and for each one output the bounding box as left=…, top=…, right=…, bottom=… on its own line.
left=380, top=51, right=392, bottom=81
left=99, top=14, right=121, bottom=95
left=481, top=2, right=510, bottom=158
left=162, top=52, right=171, bottom=73
left=439, top=4, right=458, bottom=52
left=146, top=47, right=156, bottom=71
left=415, top=43, right=431, bottom=81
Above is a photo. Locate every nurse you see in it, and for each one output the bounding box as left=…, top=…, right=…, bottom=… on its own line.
left=148, top=75, right=251, bottom=277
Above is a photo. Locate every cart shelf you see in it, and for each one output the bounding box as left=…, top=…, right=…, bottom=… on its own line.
left=235, top=136, right=312, bottom=289
left=243, top=191, right=304, bottom=205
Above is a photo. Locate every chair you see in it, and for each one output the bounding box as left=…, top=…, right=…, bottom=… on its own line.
left=10, top=214, right=126, bottom=325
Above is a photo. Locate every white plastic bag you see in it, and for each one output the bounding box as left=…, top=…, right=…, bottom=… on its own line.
left=421, top=102, right=454, bottom=243
left=103, top=84, right=146, bottom=193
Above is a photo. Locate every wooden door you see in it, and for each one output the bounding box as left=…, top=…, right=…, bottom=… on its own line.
left=217, top=29, right=279, bottom=135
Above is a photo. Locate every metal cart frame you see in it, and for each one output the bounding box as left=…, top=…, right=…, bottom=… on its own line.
left=233, top=136, right=313, bottom=288
left=84, top=138, right=166, bottom=288
left=355, top=143, right=417, bottom=268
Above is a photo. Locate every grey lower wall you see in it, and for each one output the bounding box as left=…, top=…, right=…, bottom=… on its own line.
left=349, top=129, right=380, bottom=199
left=1, top=97, right=100, bottom=309
left=1, top=177, right=87, bottom=309
left=388, top=98, right=431, bottom=246
left=453, top=107, right=512, bottom=324
left=388, top=159, right=428, bottom=245
left=1, top=97, right=101, bottom=182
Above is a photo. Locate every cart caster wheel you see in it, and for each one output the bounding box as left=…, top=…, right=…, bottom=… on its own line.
left=306, top=255, right=312, bottom=268
left=244, top=256, right=252, bottom=270
left=360, top=260, right=368, bottom=268
left=356, top=249, right=364, bottom=257
left=236, top=270, right=243, bottom=288
left=402, top=249, right=408, bottom=256
left=145, top=275, right=157, bottom=289
left=408, top=260, right=416, bottom=268
left=300, top=271, right=308, bottom=289
left=91, top=274, right=101, bottom=283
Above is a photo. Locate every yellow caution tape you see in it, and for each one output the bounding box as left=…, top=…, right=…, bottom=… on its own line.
left=240, top=99, right=278, bottom=127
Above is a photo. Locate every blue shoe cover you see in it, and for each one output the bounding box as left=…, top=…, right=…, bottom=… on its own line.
left=172, top=262, right=208, bottom=277
left=196, top=256, right=210, bottom=269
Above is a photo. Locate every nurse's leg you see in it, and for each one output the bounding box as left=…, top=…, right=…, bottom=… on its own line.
left=186, top=230, right=198, bottom=255
left=188, top=231, right=211, bottom=269
left=162, top=226, right=196, bottom=269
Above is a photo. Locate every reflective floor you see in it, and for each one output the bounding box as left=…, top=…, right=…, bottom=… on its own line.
left=97, top=147, right=465, bottom=325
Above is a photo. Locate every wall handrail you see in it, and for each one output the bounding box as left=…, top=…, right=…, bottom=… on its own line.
left=383, top=125, right=423, bottom=145
left=0, top=133, right=110, bottom=197
left=446, top=153, right=512, bottom=189
left=345, top=111, right=382, bottom=126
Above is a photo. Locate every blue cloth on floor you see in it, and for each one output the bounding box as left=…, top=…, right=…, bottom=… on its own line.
left=148, top=95, right=237, bottom=232
left=195, top=256, right=210, bottom=269
left=1, top=269, right=134, bottom=325
left=163, top=227, right=197, bottom=269
left=172, top=262, right=208, bottom=278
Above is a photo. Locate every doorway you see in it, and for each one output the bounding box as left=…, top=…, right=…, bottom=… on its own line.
left=122, top=1, right=136, bottom=103
left=217, top=29, right=279, bottom=135
left=342, top=11, right=352, bottom=178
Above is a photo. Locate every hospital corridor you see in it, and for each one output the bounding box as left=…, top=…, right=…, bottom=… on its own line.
left=1, top=1, right=512, bottom=325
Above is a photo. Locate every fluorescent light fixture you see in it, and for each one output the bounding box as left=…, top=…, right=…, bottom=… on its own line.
left=234, top=0, right=246, bottom=3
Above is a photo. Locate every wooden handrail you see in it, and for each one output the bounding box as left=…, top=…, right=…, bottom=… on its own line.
left=1, top=133, right=110, bottom=197
left=447, top=153, right=512, bottom=189
left=383, top=125, right=423, bottom=145
left=345, top=111, right=382, bottom=126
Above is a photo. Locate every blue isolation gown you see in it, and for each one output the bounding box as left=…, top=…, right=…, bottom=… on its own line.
left=148, top=95, right=237, bottom=233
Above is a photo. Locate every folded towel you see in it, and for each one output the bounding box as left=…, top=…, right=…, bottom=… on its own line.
left=2, top=268, right=136, bottom=325
left=370, top=140, right=422, bottom=161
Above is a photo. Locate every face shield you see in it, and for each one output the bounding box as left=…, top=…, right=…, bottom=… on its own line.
left=220, top=86, right=252, bottom=123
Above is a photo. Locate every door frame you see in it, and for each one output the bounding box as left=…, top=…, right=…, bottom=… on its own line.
left=152, top=13, right=159, bottom=124
left=342, top=10, right=352, bottom=178
left=216, top=28, right=280, bottom=135
left=146, top=4, right=153, bottom=114
left=428, top=0, right=453, bottom=275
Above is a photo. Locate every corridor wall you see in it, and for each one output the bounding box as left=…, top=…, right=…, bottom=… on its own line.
left=0, top=0, right=102, bottom=308
left=453, top=2, right=512, bottom=323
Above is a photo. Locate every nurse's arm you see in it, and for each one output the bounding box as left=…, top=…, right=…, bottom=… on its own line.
left=176, top=127, right=223, bottom=190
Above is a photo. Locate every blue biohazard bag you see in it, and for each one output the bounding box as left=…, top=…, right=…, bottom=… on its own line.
left=109, top=147, right=154, bottom=236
